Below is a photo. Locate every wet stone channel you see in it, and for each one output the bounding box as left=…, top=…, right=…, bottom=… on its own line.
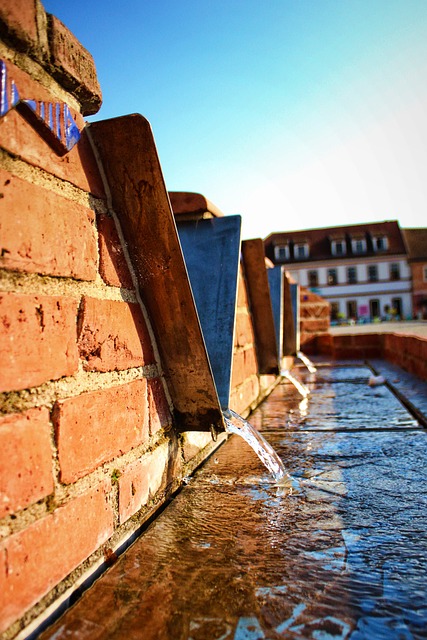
left=40, top=363, right=427, bottom=640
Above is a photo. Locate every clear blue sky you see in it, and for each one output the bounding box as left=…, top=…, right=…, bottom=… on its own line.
left=43, top=0, right=427, bottom=240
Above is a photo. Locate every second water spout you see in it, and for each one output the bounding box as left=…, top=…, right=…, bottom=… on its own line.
left=296, top=350, right=317, bottom=374
left=281, top=370, right=310, bottom=398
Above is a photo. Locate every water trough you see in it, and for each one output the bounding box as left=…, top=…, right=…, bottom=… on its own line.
left=38, top=360, right=427, bottom=640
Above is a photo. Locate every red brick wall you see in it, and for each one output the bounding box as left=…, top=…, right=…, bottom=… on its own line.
left=299, top=287, right=330, bottom=350
left=0, top=4, right=283, bottom=636
left=0, top=3, right=221, bottom=636
left=229, top=265, right=278, bottom=416
left=311, top=332, right=427, bottom=382
left=383, top=333, right=427, bottom=381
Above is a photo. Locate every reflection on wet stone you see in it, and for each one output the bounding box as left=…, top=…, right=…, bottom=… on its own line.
left=40, top=365, right=427, bottom=640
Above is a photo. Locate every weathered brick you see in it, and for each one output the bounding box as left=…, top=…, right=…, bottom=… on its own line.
left=231, top=346, right=258, bottom=390
left=244, top=346, right=258, bottom=377
left=181, top=431, right=213, bottom=464
left=354, top=333, right=382, bottom=349
left=230, top=375, right=259, bottom=416
left=78, top=297, right=155, bottom=372
left=97, top=213, right=133, bottom=288
left=234, top=310, right=255, bottom=348
left=0, top=60, right=105, bottom=196
left=47, top=14, right=102, bottom=116
left=0, top=168, right=97, bottom=280
left=0, top=0, right=39, bottom=54
left=300, top=318, right=329, bottom=333
left=405, top=336, right=422, bottom=358
left=148, top=378, right=172, bottom=436
left=333, top=335, right=354, bottom=349
left=0, top=293, right=79, bottom=392
left=237, top=267, right=249, bottom=307
left=0, top=481, right=113, bottom=634
left=0, top=407, right=54, bottom=518
left=231, top=349, right=245, bottom=389
left=54, top=380, right=149, bottom=483
left=118, top=443, right=169, bottom=523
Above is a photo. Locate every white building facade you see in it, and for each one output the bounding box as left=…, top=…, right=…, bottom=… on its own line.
left=264, top=221, right=413, bottom=323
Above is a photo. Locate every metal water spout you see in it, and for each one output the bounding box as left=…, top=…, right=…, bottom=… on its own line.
left=223, top=409, right=294, bottom=489
left=281, top=370, right=310, bottom=398
left=296, top=351, right=317, bottom=374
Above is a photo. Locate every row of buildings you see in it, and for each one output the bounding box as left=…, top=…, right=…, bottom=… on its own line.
left=264, top=220, right=427, bottom=322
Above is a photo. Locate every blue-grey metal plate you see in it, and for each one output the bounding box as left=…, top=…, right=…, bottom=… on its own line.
left=267, top=266, right=284, bottom=359
left=177, top=216, right=242, bottom=409
left=290, top=283, right=300, bottom=351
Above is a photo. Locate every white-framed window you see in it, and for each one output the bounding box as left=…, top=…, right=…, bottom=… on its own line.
left=347, top=266, right=357, bottom=284
left=308, top=270, right=318, bottom=287
left=351, top=237, right=367, bottom=254
left=274, top=244, right=289, bottom=261
left=327, top=268, right=338, bottom=285
left=368, top=264, right=378, bottom=282
left=373, top=236, right=388, bottom=252
left=423, top=265, right=427, bottom=282
left=294, top=242, right=309, bottom=259
left=347, top=300, right=357, bottom=319
left=330, top=301, right=340, bottom=321
left=390, top=263, right=400, bottom=281
left=331, top=239, right=346, bottom=256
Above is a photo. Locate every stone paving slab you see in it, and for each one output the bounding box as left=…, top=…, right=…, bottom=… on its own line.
left=38, top=364, right=427, bottom=640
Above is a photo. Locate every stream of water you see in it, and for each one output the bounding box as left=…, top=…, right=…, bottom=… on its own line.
left=281, top=369, right=310, bottom=397
left=296, top=350, right=317, bottom=373
left=223, top=409, right=293, bottom=488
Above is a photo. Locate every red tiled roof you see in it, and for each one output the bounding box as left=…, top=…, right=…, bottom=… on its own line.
left=402, top=228, right=427, bottom=261
left=264, top=220, right=406, bottom=262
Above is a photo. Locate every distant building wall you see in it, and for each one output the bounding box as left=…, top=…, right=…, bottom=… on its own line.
left=265, top=222, right=414, bottom=322
left=411, top=263, right=427, bottom=319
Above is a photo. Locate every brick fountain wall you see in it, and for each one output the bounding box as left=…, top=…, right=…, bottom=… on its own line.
left=0, top=2, right=281, bottom=636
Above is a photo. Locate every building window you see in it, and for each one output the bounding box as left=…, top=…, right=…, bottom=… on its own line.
left=274, top=245, right=289, bottom=261
left=347, top=300, right=357, bottom=320
left=373, top=236, right=388, bottom=251
left=392, top=298, right=402, bottom=319
left=423, top=265, right=427, bottom=282
left=327, top=268, right=338, bottom=285
left=331, top=239, right=346, bottom=256
left=369, top=299, right=380, bottom=319
left=294, top=242, right=309, bottom=259
left=308, top=270, right=318, bottom=288
left=368, top=265, right=378, bottom=282
left=351, top=238, right=367, bottom=254
left=330, top=302, right=340, bottom=322
left=390, top=263, right=400, bottom=281
left=347, top=266, right=357, bottom=284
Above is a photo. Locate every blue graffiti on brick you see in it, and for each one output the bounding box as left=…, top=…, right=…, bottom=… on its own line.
left=0, top=59, right=81, bottom=155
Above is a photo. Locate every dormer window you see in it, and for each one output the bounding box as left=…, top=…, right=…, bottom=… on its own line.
left=351, top=237, right=367, bottom=254
left=331, top=239, right=346, bottom=256
left=373, top=235, right=388, bottom=252
left=274, top=244, right=290, bottom=261
left=294, top=242, right=309, bottom=259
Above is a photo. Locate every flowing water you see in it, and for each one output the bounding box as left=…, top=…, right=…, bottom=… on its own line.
left=223, top=408, right=292, bottom=486
left=39, top=364, right=427, bottom=640
left=296, top=350, right=317, bottom=373
left=281, top=369, right=310, bottom=397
